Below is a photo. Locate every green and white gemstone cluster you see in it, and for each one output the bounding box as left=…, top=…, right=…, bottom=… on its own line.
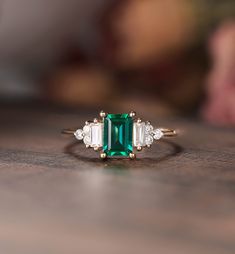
left=74, top=111, right=163, bottom=159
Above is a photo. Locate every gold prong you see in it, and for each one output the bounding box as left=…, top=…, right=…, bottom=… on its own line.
left=94, top=147, right=99, bottom=151
left=129, top=111, right=136, bottom=117
left=129, top=153, right=136, bottom=159
left=100, top=110, right=106, bottom=118
left=137, top=118, right=142, bottom=123
left=137, top=146, right=142, bottom=151
left=93, top=118, right=98, bottom=123
left=100, top=152, right=107, bottom=159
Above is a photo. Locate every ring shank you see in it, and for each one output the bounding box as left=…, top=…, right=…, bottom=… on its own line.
left=61, top=129, right=76, bottom=135
left=160, top=128, right=177, bottom=137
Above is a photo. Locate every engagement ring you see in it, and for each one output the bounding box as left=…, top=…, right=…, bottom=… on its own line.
left=62, top=111, right=178, bottom=159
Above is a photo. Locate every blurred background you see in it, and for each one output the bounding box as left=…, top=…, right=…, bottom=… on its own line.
left=0, top=0, right=235, bottom=125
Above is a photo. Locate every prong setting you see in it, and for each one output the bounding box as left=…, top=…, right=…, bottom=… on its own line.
left=100, top=110, right=107, bottom=118
left=129, top=111, right=136, bottom=118
left=100, top=152, right=107, bottom=159
left=137, top=146, right=142, bottom=151
left=129, top=153, right=136, bottom=159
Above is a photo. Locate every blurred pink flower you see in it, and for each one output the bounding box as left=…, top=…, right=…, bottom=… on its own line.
left=203, top=21, right=235, bottom=126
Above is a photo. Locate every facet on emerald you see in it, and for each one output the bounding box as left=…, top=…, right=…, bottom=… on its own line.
left=103, top=114, right=133, bottom=157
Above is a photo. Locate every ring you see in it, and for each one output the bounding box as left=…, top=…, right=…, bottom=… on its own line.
left=62, top=111, right=178, bottom=159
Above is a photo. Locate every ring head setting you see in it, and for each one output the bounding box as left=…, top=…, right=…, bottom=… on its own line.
left=71, top=111, right=174, bottom=159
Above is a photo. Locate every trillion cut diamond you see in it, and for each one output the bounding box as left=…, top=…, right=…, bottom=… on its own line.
left=82, top=123, right=103, bottom=147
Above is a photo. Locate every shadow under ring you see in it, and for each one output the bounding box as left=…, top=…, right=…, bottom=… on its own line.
left=63, top=139, right=183, bottom=169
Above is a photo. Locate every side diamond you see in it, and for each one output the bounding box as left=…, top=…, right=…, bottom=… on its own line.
left=153, top=129, right=163, bottom=140
left=133, top=122, right=146, bottom=146
left=83, top=125, right=90, bottom=134
left=145, top=122, right=153, bottom=133
left=90, top=123, right=103, bottom=147
left=74, top=129, right=83, bottom=140
left=84, top=135, right=92, bottom=145
left=145, top=135, right=154, bottom=145
left=82, top=123, right=103, bottom=147
left=133, top=122, right=154, bottom=147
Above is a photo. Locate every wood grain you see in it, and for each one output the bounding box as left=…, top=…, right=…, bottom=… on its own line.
left=0, top=105, right=235, bottom=254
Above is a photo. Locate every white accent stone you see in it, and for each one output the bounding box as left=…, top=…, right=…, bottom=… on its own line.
left=145, top=123, right=153, bottom=133
left=74, top=129, right=83, bottom=140
left=82, top=123, right=103, bottom=147
left=133, top=122, right=154, bottom=147
left=133, top=122, right=146, bottom=146
left=90, top=123, right=103, bottom=147
left=83, top=125, right=90, bottom=134
left=145, top=135, right=154, bottom=145
left=153, top=129, right=163, bottom=140
left=84, top=135, right=91, bottom=145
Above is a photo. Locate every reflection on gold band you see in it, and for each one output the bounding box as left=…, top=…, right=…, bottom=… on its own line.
left=61, top=129, right=76, bottom=135
left=160, top=128, right=178, bottom=137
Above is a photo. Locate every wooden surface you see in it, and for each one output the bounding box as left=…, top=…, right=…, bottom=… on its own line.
left=0, top=105, right=235, bottom=254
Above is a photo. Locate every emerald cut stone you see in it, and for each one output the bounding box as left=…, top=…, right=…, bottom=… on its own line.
left=103, top=114, right=133, bottom=157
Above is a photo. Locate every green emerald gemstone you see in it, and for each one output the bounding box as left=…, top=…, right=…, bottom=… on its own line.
left=103, top=114, right=133, bottom=157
